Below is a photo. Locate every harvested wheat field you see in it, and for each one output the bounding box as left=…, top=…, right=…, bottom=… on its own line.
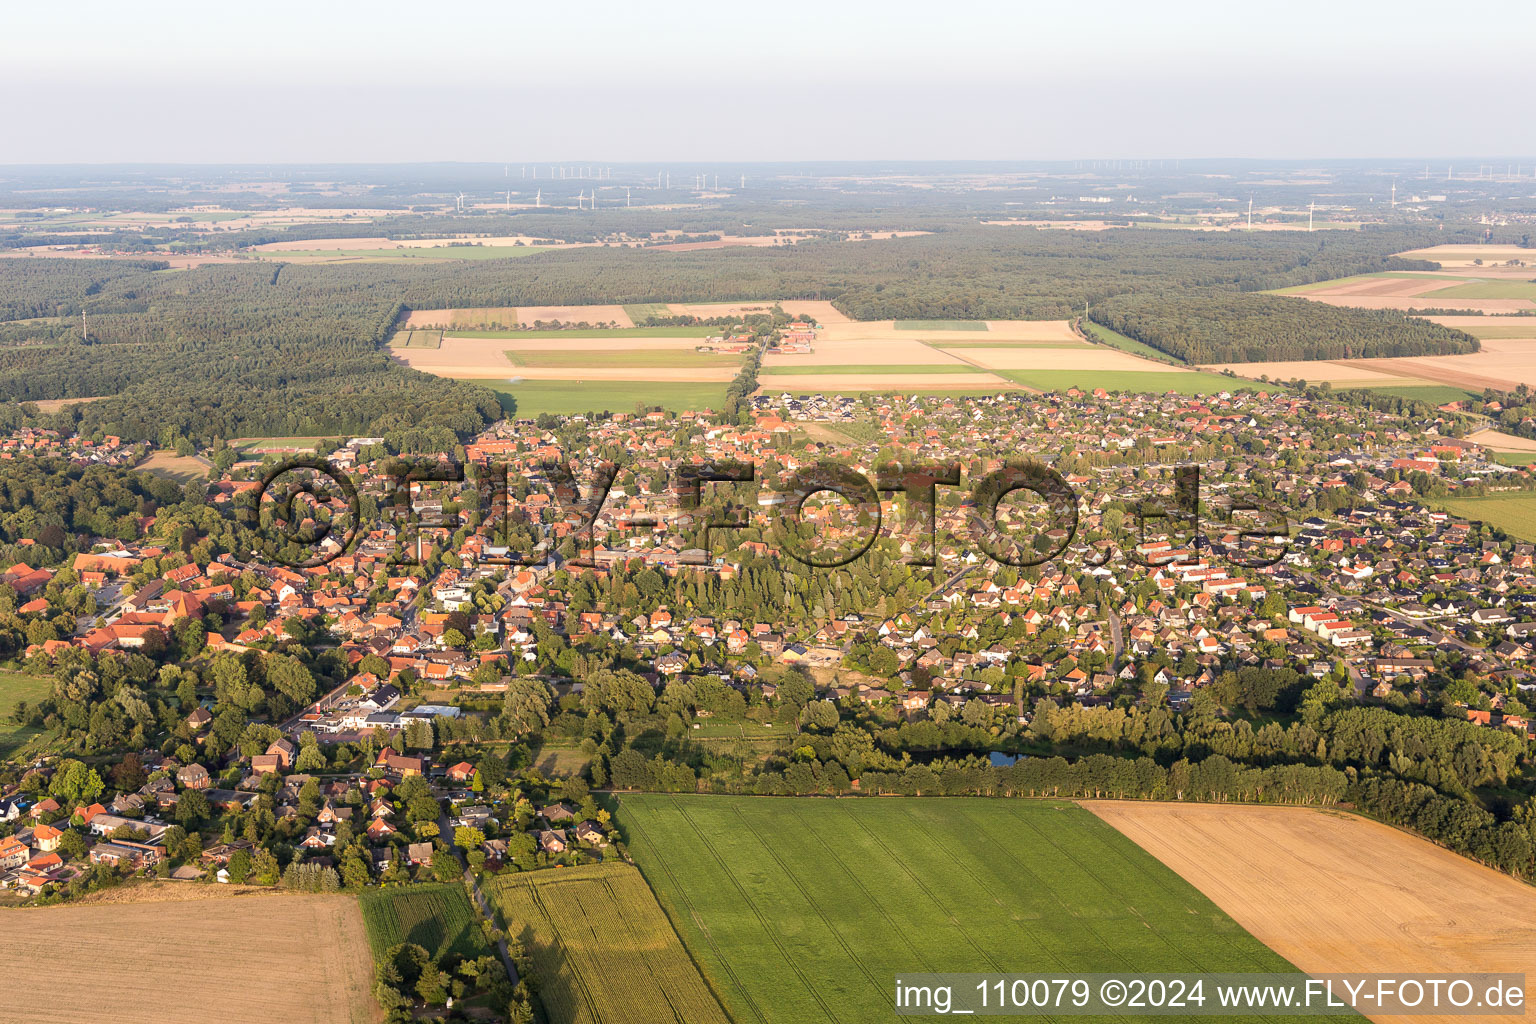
left=1468, top=427, right=1536, bottom=452
left=0, top=890, right=376, bottom=1024
left=1204, top=361, right=1432, bottom=386
left=1341, top=339, right=1536, bottom=390
left=948, top=346, right=1188, bottom=372
left=1308, top=294, right=1534, bottom=314
left=756, top=372, right=1012, bottom=391
left=1397, top=244, right=1536, bottom=267
left=1086, top=801, right=1536, bottom=1024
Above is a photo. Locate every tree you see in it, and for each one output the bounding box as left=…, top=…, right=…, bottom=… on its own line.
left=176, top=789, right=210, bottom=826
left=454, top=826, right=485, bottom=851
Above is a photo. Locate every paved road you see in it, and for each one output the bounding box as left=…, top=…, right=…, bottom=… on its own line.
left=437, top=808, right=519, bottom=988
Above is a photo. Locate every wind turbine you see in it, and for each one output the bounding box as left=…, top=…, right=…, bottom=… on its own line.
left=1390, top=180, right=1396, bottom=208
left=535, top=189, right=542, bottom=208
left=1308, top=201, right=1315, bottom=232
left=455, top=192, right=466, bottom=213
left=1247, top=196, right=1253, bottom=230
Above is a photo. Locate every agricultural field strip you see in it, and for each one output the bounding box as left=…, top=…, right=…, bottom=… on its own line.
left=620, top=805, right=773, bottom=1024
left=358, top=883, right=488, bottom=960
left=626, top=798, right=1303, bottom=1024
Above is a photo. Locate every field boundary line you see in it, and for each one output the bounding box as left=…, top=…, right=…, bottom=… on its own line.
left=618, top=797, right=756, bottom=1024
left=671, top=796, right=843, bottom=1024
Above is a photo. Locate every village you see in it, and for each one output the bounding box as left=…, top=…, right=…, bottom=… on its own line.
left=3, top=382, right=1536, bottom=898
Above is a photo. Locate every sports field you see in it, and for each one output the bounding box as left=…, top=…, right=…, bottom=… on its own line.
left=1432, top=493, right=1536, bottom=543
left=468, top=379, right=724, bottom=417
left=617, top=795, right=1305, bottom=1024
left=357, top=882, right=489, bottom=960
left=488, top=861, right=730, bottom=1024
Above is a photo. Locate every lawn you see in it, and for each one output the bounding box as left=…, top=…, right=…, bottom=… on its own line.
left=0, top=670, right=52, bottom=761
left=622, top=302, right=673, bottom=322
left=617, top=796, right=1308, bottom=1024
left=1001, top=369, right=1243, bottom=394
left=758, top=363, right=980, bottom=375
left=455, top=326, right=720, bottom=339
left=1492, top=452, right=1536, bottom=467
left=488, top=862, right=730, bottom=1024
left=465, top=379, right=725, bottom=418
left=1081, top=319, right=1181, bottom=362
left=503, top=350, right=740, bottom=369
left=1434, top=493, right=1536, bottom=543
left=357, top=883, right=489, bottom=961
left=893, top=319, right=988, bottom=330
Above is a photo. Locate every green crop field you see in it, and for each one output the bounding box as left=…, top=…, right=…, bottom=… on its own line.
left=388, top=329, right=443, bottom=349
left=1433, top=494, right=1536, bottom=543
left=357, top=883, right=489, bottom=961
left=0, top=670, right=53, bottom=760
left=618, top=796, right=1309, bottom=1024
left=1431, top=280, right=1536, bottom=300
left=623, top=302, right=673, bottom=322
left=760, top=363, right=980, bottom=375
left=466, top=379, right=725, bottom=418
left=503, top=350, right=741, bottom=369
left=894, top=319, right=988, bottom=330
left=1081, top=320, right=1182, bottom=362
left=453, top=325, right=720, bottom=339
left=488, top=862, right=730, bottom=1024
left=1001, top=369, right=1242, bottom=394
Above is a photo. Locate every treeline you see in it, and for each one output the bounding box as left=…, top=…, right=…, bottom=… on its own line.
left=1090, top=294, right=1480, bottom=364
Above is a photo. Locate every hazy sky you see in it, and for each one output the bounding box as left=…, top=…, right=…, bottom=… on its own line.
left=3, top=0, right=1533, bottom=163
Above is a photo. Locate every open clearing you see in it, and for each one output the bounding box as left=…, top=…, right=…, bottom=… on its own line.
left=357, top=883, right=488, bottom=961
left=1087, top=801, right=1536, bottom=1024
left=618, top=795, right=1305, bottom=1024
left=135, top=450, right=211, bottom=483
left=0, top=669, right=51, bottom=760
left=0, top=891, right=376, bottom=1024
left=1432, top=493, right=1536, bottom=542
left=488, top=862, right=729, bottom=1024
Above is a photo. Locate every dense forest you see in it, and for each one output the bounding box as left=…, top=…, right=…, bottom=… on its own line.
left=1090, top=294, right=1480, bottom=363
left=0, top=223, right=1495, bottom=444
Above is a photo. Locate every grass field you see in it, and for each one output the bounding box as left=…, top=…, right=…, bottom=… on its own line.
left=1447, top=323, right=1536, bottom=339
left=488, top=862, right=730, bottom=1024
left=503, top=349, right=741, bottom=369
left=617, top=796, right=1306, bottom=1024
left=0, top=670, right=51, bottom=761
left=455, top=326, right=720, bottom=339
left=1349, top=384, right=1479, bottom=405
left=467, top=379, right=724, bottom=417
left=894, top=319, right=988, bottom=331
left=1433, top=493, right=1536, bottom=542
left=357, top=883, right=489, bottom=961
left=533, top=742, right=593, bottom=778
left=1001, top=369, right=1242, bottom=394
left=622, top=302, right=673, bottom=322
left=1081, top=319, right=1181, bottom=362
left=0, top=891, right=376, bottom=1024
left=1492, top=452, right=1536, bottom=467
left=1270, top=271, right=1461, bottom=295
